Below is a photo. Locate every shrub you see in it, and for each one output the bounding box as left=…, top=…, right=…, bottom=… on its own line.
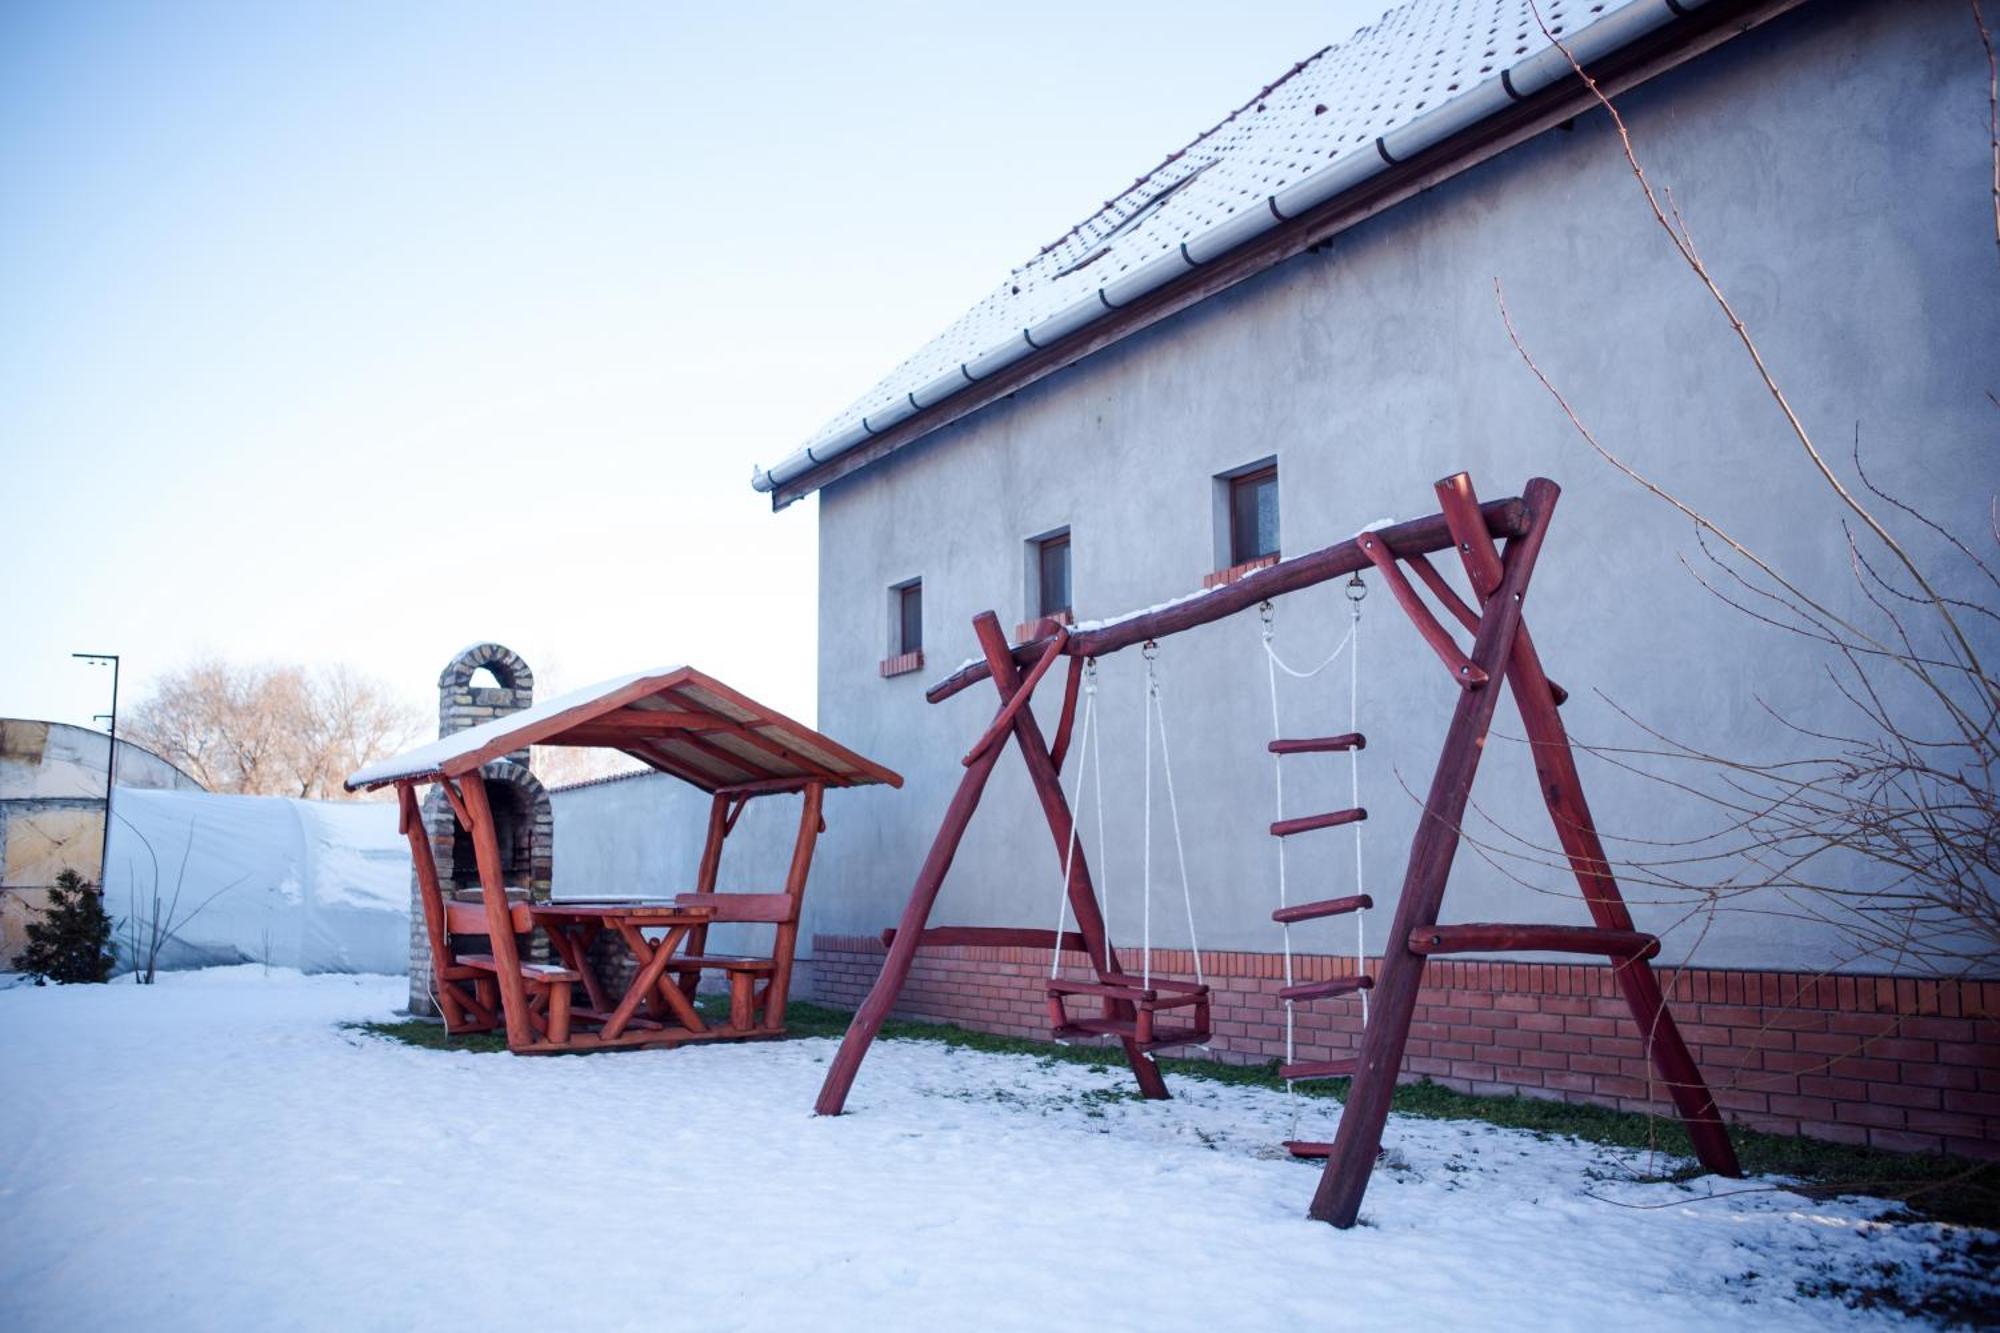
left=19, top=868, right=117, bottom=985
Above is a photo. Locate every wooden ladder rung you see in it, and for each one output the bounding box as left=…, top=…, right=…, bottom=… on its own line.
left=1277, top=975, right=1374, bottom=1004
left=1267, top=733, right=1366, bottom=755
left=1279, top=1057, right=1357, bottom=1081
left=1272, top=893, right=1373, bottom=925
left=1408, top=923, right=1660, bottom=961
left=1270, top=807, right=1367, bottom=838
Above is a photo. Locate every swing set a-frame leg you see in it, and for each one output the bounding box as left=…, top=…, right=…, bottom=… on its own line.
left=967, top=611, right=1170, bottom=1099
left=814, top=610, right=1167, bottom=1116
left=1308, top=478, right=1559, bottom=1226
left=1435, top=473, right=1740, bottom=1180
left=1311, top=475, right=1738, bottom=1227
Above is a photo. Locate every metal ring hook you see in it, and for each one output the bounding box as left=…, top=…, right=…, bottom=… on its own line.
left=1345, top=573, right=1368, bottom=603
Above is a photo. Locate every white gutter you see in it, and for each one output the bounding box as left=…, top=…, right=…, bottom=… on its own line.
left=751, top=0, right=1707, bottom=496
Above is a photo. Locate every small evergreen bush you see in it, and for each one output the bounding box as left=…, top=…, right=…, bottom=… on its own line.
left=19, top=868, right=117, bottom=985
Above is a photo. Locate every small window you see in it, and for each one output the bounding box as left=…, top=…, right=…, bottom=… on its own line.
left=1036, top=532, right=1071, bottom=619
left=1229, top=464, right=1280, bottom=565
left=897, top=581, right=923, bottom=655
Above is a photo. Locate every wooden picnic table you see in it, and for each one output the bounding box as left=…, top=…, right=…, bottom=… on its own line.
left=530, top=901, right=714, bottom=1042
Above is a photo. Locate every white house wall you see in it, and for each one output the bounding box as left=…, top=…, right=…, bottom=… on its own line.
left=807, top=0, right=1999, bottom=977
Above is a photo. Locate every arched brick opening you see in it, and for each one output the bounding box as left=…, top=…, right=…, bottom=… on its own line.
left=409, top=644, right=552, bottom=1016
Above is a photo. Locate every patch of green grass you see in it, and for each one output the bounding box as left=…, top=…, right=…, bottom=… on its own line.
left=348, top=1019, right=509, bottom=1054
left=349, top=998, right=1997, bottom=1228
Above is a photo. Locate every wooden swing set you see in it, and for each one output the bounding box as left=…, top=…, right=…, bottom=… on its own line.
left=814, top=472, right=1743, bottom=1227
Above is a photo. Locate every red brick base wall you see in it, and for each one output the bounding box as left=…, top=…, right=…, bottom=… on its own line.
left=809, top=935, right=2000, bottom=1160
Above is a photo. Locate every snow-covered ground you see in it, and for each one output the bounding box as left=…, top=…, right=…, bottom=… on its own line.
left=0, top=969, right=1986, bottom=1331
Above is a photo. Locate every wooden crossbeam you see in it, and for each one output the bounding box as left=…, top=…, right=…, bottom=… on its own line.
left=925, top=498, right=1532, bottom=703
left=1359, top=531, right=1487, bottom=687
left=962, top=630, right=1069, bottom=766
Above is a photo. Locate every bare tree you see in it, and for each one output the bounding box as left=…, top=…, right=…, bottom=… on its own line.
left=124, top=659, right=420, bottom=799
left=1481, top=3, right=1998, bottom=977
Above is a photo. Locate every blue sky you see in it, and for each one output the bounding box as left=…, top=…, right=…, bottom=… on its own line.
left=1, top=0, right=1383, bottom=730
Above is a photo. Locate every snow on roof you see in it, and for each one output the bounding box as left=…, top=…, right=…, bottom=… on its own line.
left=762, top=0, right=1669, bottom=495
left=347, top=668, right=666, bottom=789
left=345, top=666, right=902, bottom=793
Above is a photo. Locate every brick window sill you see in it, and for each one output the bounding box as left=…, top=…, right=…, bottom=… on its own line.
left=1204, top=554, right=1279, bottom=589
left=1013, top=609, right=1074, bottom=643
left=879, top=650, right=925, bottom=679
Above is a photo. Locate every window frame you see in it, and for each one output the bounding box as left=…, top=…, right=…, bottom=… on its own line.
left=1035, top=530, right=1072, bottom=620
left=896, top=580, right=924, bottom=656
left=1227, top=463, right=1280, bottom=566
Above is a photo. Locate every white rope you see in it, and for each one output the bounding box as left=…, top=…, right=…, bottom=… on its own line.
left=1261, top=607, right=1297, bottom=1072
left=1150, top=656, right=1205, bottom=989
left=1049, top=662, right=1097, bottom=980
left=1348, top=592, right=1369, bottom=1023
left=1142, top=652, right=1154, bottom=987
left=1262, top=582, right=1373, bottom=1083
left=1263, top=620, right=1357, bottom=680
left=1090, top=668, right=1112, bottom=976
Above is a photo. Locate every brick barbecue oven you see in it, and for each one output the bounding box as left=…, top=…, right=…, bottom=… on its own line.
left=406, top=643, right=553, bottom=1016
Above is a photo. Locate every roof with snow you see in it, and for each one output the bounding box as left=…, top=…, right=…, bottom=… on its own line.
left=345, top=666, right=902, bottom=794
left=753, top=0, right=1715, bottom=503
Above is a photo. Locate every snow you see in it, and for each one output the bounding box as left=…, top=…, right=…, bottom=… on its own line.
left=102, top=789, right=409, bottom=975
left=346, top=666, right=675, bottom=788
left=2, top=968, right=1987, bottom=1331
left=779, top=1, right=1663, bottom=472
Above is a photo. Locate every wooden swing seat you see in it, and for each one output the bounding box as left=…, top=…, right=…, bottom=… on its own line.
left=1051, top=1016, right=1211, bottom=1054
left=1047, top=973, right=1212, bottom=1051
left=1047, top=974, right=1206, bottom=1004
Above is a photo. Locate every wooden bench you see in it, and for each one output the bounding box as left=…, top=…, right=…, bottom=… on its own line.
left=457, top=954, right=582, bottom=1042
left=666, top=893, right=802, bottom=1030
left=669, top=953, right=777, bottom=1030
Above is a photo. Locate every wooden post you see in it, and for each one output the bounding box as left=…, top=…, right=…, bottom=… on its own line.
left=398, top=781, right=467, bottom=1031
left=1436, top=472, right=1741, bottom=1178
left=459, top=770, right=535, bottom=1051
left=1309, top=477, right=1560, bottom=1226
left=814, top=731, right=1014, bottom=1115
left=546, top=975, right=571, bottom=1044
left=763, top=781, right=823, bottom=1031
left=970, top=611, right=1168, bottom=1100
left=1048, top=654, right=1086, bottom=772
left=676, top=793, right=733, bottom=1003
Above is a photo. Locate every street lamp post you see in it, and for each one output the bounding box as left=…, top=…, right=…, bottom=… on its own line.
left=72, top=653, right=120, bottom=888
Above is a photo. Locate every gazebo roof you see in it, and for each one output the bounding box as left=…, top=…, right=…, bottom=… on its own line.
left=346, top=665, right=902, bottom=794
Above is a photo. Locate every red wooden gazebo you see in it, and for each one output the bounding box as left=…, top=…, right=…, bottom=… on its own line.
left=346, top=666, right=900, bottom=1054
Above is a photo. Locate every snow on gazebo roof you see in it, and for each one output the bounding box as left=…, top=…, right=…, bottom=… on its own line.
left=346, top=666, right=902, bottom=794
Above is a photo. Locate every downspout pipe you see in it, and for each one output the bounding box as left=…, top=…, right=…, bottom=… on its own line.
left=751, top=0, right=1703, bottom=495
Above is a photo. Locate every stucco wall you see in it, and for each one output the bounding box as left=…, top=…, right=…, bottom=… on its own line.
left=806, top=0, right=1999, bottom=976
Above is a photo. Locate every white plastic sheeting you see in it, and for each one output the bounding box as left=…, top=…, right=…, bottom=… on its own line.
left=102, top=789, right=410, bottom=975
